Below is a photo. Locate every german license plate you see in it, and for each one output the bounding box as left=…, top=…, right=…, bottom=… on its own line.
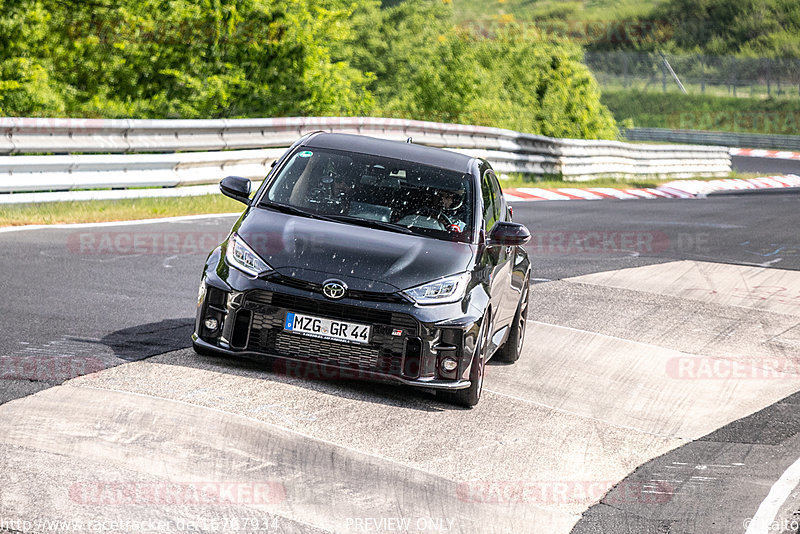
left=283, top=312, right=371, bottom=344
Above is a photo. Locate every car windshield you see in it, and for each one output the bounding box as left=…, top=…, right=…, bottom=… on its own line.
left=260, top=147, right=474, bottom=243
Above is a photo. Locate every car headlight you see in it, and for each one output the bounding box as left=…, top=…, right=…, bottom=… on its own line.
left=197, top=279, right=206, bottom=306
left=225, top=233, right=272, bottom=277
left=402, top=273, right=470, bottom=305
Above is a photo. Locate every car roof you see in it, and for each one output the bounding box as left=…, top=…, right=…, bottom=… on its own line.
left=301, top=132, right=476, bottom=174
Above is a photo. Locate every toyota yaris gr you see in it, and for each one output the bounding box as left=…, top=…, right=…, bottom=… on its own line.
left=193, top=132, right=531, bottom=406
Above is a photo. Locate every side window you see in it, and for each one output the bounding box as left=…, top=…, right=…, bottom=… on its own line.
left=488, top=172, right=504, bottom=223
left=481, top=171, right=497, bottom=232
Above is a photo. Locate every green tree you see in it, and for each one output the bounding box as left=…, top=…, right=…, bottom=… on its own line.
left=0, top=0, right=618, bottom=140
left=340, top=2, right=617, bottom=138
left=1, top=0, right=374, bottom=118
left=0, top=1, right=67, bottom=114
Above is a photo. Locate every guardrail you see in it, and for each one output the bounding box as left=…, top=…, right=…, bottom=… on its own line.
left=0, top=117, right=731, bottom=200
left=624, top=127, right=800, bottom=151
left=0, top=149, right=284, bottom=194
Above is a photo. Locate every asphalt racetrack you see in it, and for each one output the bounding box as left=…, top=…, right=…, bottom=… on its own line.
left=732, top=155, right=800, bottom=176
left=1, top=191, right=800, bottom=533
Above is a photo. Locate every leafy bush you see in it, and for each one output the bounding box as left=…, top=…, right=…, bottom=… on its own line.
left=0, top=0, right=617, bottom=139
left=647, top=0, right=800, bottom=58
left=0, top=58, right=66, bottom=115
left=342, top=1, right=617, bottom=138
left=1, top=0, right=374, bottom=118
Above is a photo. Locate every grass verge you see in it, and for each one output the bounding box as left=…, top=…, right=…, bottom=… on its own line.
left=498, top=172, right=757, bottom=189
left=601, top=90, right=800, bottom=135
left=0, top=194, right=244, bottom=227
left=0, top=172, right=764, bottom=227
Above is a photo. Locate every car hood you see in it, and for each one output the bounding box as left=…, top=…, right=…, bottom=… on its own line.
left=236, top=208, right=477, bottom=292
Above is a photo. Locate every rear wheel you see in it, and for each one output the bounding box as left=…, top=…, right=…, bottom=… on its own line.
left=437, top=314, right=490, bottom=408
left=496, top=276, right=529, bottom=363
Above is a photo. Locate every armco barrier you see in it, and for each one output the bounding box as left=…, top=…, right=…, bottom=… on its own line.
left=0, top=149, right=285, bottom=193
left=0, top=117, right=731, bottom=199
left=624, top=127, right=800, bottom=152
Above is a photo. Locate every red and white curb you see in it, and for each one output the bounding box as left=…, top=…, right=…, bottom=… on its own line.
left=503, top=187, right=685, bottom=201
left=503, top=174, right=800, bottom=202
left=731, top=148, right=800, bottom=160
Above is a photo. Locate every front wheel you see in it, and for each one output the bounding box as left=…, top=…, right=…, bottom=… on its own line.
left=496, top=276, right=529, bottom=363
left=437, top=314, right=489, bottom=408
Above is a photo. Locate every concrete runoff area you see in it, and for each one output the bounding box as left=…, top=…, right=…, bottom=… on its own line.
left=568, top=260, right=800, bottom=317
left=2, top=259, right=800, bottom=533
left=525, top=281, right=800, bottom=364
left=487, top=321, right=800, bottom=438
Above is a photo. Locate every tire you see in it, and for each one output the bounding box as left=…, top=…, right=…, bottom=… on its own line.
left=437, top=313, right=490, bottom=408
left=496, top=276, right=529, bottom=364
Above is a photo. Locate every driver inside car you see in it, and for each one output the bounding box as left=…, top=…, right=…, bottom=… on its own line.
left=330, top=172, right=354, bottom=199
left=323, top=170, right=356, bottom=215
left=436, top=188, right=467, bottom=233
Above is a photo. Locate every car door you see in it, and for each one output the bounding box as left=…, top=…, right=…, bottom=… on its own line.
left=481, top=169, right=513, bottom=334
left=487, top=170, right=516, bottom=325
left=500, top=183, right=528, bottom=316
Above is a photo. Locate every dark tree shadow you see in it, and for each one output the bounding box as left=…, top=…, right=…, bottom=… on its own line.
left=100, top=318, right=195, bottom=362
left=98, top=319, right=461, bottom=412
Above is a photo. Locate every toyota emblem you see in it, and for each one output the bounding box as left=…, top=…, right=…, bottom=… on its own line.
left=322, top=280, right=347, bottom=300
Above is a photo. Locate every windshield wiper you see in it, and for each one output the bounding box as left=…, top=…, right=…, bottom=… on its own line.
left=258, top=201, right=338, bottom=223
left=326, top=215, right=414, bottom=235
left=259, top=203, right=413, bottom=234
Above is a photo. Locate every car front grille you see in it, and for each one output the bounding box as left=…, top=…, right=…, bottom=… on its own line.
left=242, top=290, right=418, bottom=376
left=274, top=332, right=379, bottom=370
left=268, top=274, right=409, bottom=304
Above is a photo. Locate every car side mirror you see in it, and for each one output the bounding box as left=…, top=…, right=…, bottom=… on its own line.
left=487, top=221, right=531, bottom=247
left=220, top=176, right=251, bottom=204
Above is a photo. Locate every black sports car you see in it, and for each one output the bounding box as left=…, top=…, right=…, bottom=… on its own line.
left=193, top=132, right=531, bottom=406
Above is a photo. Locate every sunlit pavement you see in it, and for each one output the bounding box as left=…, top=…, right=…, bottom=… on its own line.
left=2, top=194, right=800, bottom=533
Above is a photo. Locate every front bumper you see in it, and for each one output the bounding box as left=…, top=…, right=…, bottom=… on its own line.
left=192, top=336, right=471, bottom=390
left=194, top=272, right=482, bottom=391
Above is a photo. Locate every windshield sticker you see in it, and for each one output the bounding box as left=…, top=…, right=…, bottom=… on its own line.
left=297, top=151, right=313, bottom=158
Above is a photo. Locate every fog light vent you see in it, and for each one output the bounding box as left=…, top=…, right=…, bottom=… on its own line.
left=441, top=358, right=458, bottom=372
left=230, top=309, right=252, bottom=349
left=403, top=337, right=422, bottom=378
